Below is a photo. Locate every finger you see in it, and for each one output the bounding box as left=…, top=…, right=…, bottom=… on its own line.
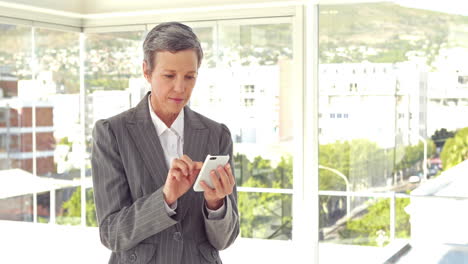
left=187, top=167, right=198, bottom=184
left=217, top=166, right=230, bottom=193
left=170, top=168, right=183, bottom=181
left=194, top=161, right=203, bottom=170
left=172, top=158, right=189, bottom=176
left=192, top=162, right=203, bottom=178
left=210, top=171, right=223, bottom=196
left=224, top=163, right=235, bottom=187
left=180, top=155, right=195, bottom=174
left=200, top=180, right=215, bottom=194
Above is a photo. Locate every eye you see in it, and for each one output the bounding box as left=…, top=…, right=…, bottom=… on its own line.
left=185, top=76, right=195, bottom=80
left=164, top=74, right=175, bottom=79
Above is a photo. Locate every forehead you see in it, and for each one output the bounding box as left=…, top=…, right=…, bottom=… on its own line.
left=154, top=49, right=198, bottom=71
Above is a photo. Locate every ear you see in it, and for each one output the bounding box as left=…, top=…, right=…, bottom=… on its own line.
left=142, top=61, right=151, bottom=83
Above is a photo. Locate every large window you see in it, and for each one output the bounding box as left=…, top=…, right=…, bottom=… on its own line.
left=79, top=20, right=296, bottom=241
left=318, top=2, right=468, bottom=263
left=0, top=24, right=33, bottom=222
left=0, top=16, right=296, bottom=263
left=35, top=28, right=81, bottom=225
left=3, top=2, right=467, bottom=263
left=84, top=29, right=146, bottom=226
left=0, top=25, right=86, bottom=226
left=189, top=19, right=295, bottom=240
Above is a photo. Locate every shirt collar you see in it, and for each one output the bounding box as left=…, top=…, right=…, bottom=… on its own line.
left=148, top=95, right=184, bottom=137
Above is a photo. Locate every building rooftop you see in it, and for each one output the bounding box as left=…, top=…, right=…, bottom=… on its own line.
left=0, top=169, right=81, bottom=199
left=411, top=160, right=468, bottom=197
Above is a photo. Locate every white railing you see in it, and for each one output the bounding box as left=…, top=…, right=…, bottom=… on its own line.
left=318, top=190, right=468, bottom=243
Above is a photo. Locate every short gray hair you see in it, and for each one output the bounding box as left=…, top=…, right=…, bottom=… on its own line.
left=143, top=22, right=203, bottom=74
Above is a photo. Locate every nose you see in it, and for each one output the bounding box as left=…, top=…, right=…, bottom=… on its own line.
left=173, top=77, right=185, bottom=93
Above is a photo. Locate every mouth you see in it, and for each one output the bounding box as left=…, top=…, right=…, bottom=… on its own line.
left=169, top=97, right=184, bottom=103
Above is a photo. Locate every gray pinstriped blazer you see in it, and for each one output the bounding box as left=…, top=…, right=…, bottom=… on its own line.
left=91, top=92, right=239, bottom=264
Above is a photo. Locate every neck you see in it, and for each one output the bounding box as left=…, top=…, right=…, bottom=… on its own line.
left=150, top=95, right=179, bottom=127
left=156, top=110, right=178, bottom=128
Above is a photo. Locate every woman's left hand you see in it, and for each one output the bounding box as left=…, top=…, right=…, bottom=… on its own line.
left=200, top=163, right=235, bottom=210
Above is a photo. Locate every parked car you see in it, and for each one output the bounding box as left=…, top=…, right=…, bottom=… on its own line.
left=409, top=175, right=421, bottom=183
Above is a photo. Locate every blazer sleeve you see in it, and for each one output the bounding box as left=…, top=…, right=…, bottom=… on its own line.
left=91, top=119, right=177, bottom=252
left=202, top=124, right=240, bottom=250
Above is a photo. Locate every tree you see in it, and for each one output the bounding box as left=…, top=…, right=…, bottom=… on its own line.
left=318, top=139, right=398, bottom=230
left=394, top=140, right=436, bottom=172
left=318, top=138, right=432, bottom=242
left=235, top=154, right=293, bottom=240
left=60, top=187, right=98, bottom=227
left=431, top=128, right=456, bottom=149
left=440, top=127, right=468, bottom=170
left=339, top=197, right=410, bottom=246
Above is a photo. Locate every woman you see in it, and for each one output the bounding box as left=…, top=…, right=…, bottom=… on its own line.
left=92, top=22, right=239, bottom=264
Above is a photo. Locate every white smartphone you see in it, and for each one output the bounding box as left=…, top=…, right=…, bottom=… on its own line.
left=193, top=154, right=230, bottom=192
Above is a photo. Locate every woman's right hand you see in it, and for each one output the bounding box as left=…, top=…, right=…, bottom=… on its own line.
left=163, top=154, right=202, bottom=205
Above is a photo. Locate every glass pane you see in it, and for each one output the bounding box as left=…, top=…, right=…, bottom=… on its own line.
left=86, top=31, right=144, bottom=91
left=85, top=31, right=146, bottom=176
left=322, top=196, right=390, bottom=246
left=192, top=27, right=215, bottom=68
left=35, top=28, right=81, bottom=178
left=191, top=21, right=294, bottom=189
left=86, top=187, right=97, bottom=227
left=37, top=191, right=50, bottom=223
left=398, top=196, right=468, bottom=263
left=239, top=192, right=292, bottom=240
left=0, top=24, right=33, bottom=222
left=55, top=187, right=80, bottom=225
left=319, top=1, right=468, bottom=263
left=0, top=194, right=33, bottom=222
left=395, top=197, right=410, bottom=240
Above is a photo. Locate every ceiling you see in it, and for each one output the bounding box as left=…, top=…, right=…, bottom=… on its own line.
left=1, top=0, right=303, bottom=15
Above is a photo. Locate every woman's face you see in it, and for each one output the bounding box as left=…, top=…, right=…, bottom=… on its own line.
left=144, top=49, right=198, bottom=119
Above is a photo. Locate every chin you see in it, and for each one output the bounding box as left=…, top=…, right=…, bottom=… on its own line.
left=169, top=106, right=184, bottom=114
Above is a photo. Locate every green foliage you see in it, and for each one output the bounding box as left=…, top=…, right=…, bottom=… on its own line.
left=339, top=198, right=410, bottom=246
left=234, top=153, right=292, bottom=189
left=319, top=139, right=393, bottom=191
left=56, top=216, right=81, bottom=226
left=85, top=77, right=129, bottom=91
left=318, top=139, right=394, bottom=232
left=238, top=192, right=292, bottom=240
left=61, top=187, right=98, bottom=227
left=58, top=137, right=72, bottom=147
left=394, top=140, right=436, bottom=171
left=37, top=216, right=49, bottom=223
left=318, top=138, right=432, bottom=240
left=86, top=189, right=98, bottom=227
left=440, top=127, right=468, bottom=170
left=235, top=154, right=293, bottom=240
left=431, top=128, right=456, bottom=148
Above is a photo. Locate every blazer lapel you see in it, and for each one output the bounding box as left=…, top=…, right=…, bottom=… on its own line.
left=178, top=106, right=209, bottom=218
left=126, top=92, right=168, bottom=188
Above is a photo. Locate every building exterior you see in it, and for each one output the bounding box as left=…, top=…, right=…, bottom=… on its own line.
left=319, top=62, right=468, bottom=148
left=318, top=62, right=426, bottom=148
left=426, top=71, right=468, bottom=137
left=85, top=90, right=131, bottom=140
left=0, top=74, right=55, bottom=176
